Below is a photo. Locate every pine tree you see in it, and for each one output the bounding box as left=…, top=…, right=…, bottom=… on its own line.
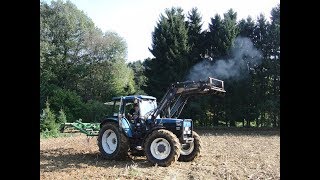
left=187, top=7, right=203, bottom=65
left=269, top=4, right=280, bottom=127
left=57, top=109, right=67, bottom=125
left=238, top=16, right=255, bottom=40
left=145, top=7, right=190, bottom=99
left=40, top=101, right=58, bottom=132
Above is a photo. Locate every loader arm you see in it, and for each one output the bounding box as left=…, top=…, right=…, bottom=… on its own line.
left=151, top=77, right=226, bottom=121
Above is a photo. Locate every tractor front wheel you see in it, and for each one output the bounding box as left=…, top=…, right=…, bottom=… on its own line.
left=98, top=122, right=129, bottom=160
left=144, top=129, right=180, bottom=167
left=178, top=131, right=201, bottom=162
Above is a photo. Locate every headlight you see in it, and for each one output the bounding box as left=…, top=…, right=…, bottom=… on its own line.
left=183, top=121, right=191, bottom=127
left=176, top=121, right=182, bottom=126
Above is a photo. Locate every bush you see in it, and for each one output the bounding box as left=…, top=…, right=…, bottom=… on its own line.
left=40, top=101, right=59, bottom=132
left=40, top=100, right=64, bottom=138
left=40, top=129, right=59, bottom=138
left=57, top=109, right=67, bottom=124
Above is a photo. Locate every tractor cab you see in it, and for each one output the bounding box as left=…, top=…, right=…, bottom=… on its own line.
left=105, top=95, right=159, bottom=120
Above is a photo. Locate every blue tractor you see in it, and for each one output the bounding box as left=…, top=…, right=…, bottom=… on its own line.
left=97, top=77, right=226, bottom=166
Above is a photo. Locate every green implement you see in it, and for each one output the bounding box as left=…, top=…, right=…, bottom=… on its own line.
left=60, top=119, right=100, bottom=136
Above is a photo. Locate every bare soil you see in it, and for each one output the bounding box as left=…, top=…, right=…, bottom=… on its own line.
left=40, top=130, right=280, bottom=180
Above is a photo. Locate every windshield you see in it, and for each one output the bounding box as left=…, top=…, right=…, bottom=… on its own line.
left=139, top=99, right=157, bottom=117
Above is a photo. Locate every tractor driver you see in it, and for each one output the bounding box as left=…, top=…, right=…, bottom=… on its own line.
left=128, top=103, right=140, bottom=123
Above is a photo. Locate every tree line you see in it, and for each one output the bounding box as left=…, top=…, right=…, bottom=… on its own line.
left=40, top=0, right=280, bottom=135
left=133, top=5, right=280, bottom=128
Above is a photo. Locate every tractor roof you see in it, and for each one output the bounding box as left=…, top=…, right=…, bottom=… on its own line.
left=111, top=95, right=156, bottom=101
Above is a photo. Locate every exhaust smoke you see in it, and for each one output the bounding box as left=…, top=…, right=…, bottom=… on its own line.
left=186, top=37, right=262, bottom=81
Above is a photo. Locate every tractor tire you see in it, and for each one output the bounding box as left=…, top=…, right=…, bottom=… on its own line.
left=178, top=131, right=201, bottom=162
left=98, top=122, right=129, bottom=160
left=144, top=129, right=181, bottom=167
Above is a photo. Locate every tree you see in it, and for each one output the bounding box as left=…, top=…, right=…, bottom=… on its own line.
left=40, top=101, right=58, bottom=132
left=79, top=53, right=135, bottom=102
left=206, top=9, right=238, bottom=60
left=40, top=0, right=95, bottom=111
left=182, top=8, right=211, bottom=124
left=206, top=14, right=224, bottom=59
left=49, top=88, right=85, bottom=122
left=268, top=4, right=280, bottom=127
left=252, top=14, right=273, bottom=127
left=238, top=16, right=255, bottom=39
left=145, top=7, right=190, bottom=99
left=236, top=16, right=259, bottom=127
left=128, top=60, right=147, bottom=95
left=40, top=0, right=136, bottom=120
left=253, top=14, right=271, bottom=57
left=40, top=0, right=95, bottom=90
left=57, top=109, right=67, bottom=124
left=203, top=9, right=240, bottom=126
left=83, top=100, right=110, bottom=123
left=222, top=9, right=239, bottom=53
left=187, top=7, right=203, bottom=65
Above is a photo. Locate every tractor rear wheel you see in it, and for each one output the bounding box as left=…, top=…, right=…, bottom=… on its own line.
left=98, top=122, right=129, bottom=160
left=144, top=129, right=180, bottom=167
left=178, top=131, right=201, bottom=162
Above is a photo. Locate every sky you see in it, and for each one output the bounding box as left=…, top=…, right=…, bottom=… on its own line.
left=43, top=0, right=280, bottom=62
